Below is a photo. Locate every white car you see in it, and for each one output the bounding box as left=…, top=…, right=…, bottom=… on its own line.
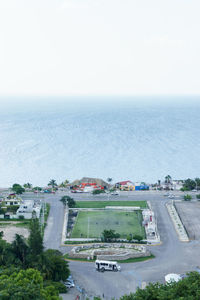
left=111, top=191, right=119, bottom=195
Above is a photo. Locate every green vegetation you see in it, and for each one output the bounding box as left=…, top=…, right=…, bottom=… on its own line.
left=196, top=194, right=200, bottom=199
left=92, top=189, right=105, bottom=195
left=181, top=178, right=200, bottom=191
left=0, top=213, right=70, bottom=298
left=23, top=182, right=32, bottom=189
left=102, top=229, right=120, bottom=242
left=184, top=194, right=192, bottom=201
left=71, top=210, right=145, bottom=239
left=32, top=186, right=42, bottom=191
left=0, top=268, right=60, bottom=299
left=60, top=196, right=76, bottom=207
left=119, top=272, right=200, bottom=300
left=118, top=254, right=155, bottom=263
left=64, top=253, right=154, bottom=264
left=75, top=201, right=147, bottom=208
left=11, top=183, right=25, bottom=194
left=48, top=179, right=57, bottom=188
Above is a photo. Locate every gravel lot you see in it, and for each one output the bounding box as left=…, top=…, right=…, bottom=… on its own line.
left=0, top=225, right=29, bottom=243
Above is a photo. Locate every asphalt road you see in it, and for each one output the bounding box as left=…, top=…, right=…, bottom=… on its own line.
left=30, top=190, right=200, bottom=299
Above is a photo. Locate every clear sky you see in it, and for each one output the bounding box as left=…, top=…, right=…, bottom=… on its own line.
left=0, top=0, right=200, bottom=97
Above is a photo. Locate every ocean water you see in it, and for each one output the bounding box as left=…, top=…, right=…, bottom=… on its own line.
left=0, top=97, right=200, bottom=187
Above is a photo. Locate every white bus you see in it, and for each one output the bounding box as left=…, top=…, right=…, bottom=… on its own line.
left=95, top=260, right=121, bottom=272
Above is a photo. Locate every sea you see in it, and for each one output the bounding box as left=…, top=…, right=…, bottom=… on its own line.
left=0, top=96, right=200, bottom=187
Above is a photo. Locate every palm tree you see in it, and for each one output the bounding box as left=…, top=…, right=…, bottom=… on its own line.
left=12, top=234, right=29, bottom=267
left=48, top=179, right=57, bottom=188
left=107, top=178, right=113, bottom=184
left=165, top=175, right=172, bottom=184
left=23, top=183, right=32, bottom=189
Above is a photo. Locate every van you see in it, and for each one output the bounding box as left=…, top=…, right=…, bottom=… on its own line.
left=95, top=260, right=121, bottom=272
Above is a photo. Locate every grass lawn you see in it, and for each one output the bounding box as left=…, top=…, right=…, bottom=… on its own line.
left=75, top=201, right=147, bottom=209
left=71, top=210, right=145, bottom=239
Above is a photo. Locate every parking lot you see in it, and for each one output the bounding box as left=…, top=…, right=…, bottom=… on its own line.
left=175, top=201, right=200, bottom=240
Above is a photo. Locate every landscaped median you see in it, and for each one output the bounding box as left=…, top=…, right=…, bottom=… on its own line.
left=74, top=201, right=148, bottom=209
left=166, top=202, right=189, bottom=242
left=64, top=243, right=154, bottom=263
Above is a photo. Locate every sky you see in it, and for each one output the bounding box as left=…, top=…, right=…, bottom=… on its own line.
left=0, top=0, right=200, bottom=97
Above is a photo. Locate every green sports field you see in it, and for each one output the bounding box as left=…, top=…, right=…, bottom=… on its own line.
left=71, top=210, right=145, bottom=239
left=75, top=201, right=147, bottom=209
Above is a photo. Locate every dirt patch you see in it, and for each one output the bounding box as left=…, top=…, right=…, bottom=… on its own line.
left=0, top=226, right=29, bottom=243
left=175, top=201, right=200, bottom=240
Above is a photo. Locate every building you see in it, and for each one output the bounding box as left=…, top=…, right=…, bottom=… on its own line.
left=115, top=181, right=135, bottom=191
left=4, top=197, right=22, bottom=206
left=16, top=200, right=41, bottom=219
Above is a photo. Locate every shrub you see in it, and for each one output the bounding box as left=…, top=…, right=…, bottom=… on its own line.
left=184, top=194, right=192, bottom=201
left=92, top=189, right=105, bottom=195
left=132, top=234, right=143, bottom=242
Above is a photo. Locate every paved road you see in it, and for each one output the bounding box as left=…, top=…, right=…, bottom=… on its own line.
left=37, top=190, right=200, bottom=299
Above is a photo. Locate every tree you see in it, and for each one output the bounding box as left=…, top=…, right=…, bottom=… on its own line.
left=33, top=186, right=42, bottom=191
left=41, top=249, right=70, bottom=282
left=183, top=178, right=196, bottom=191
left=48, top=179, right=57, bottom=188
left=0, top=268, right=60, bottom=300
left=28, top=213, right=43, bottom=259
left=12, top=234, right=30, bottom=267
left=102, top=229, right=120, bottom=242
left=12, top=183, right=25, bottom=194
left=120, top=272, right=200, bottom=300
left=165, top=175, right=172, bottom=184
left=60, top=196, right=76, bottom=208
left=0, top=238, right=15, bottom=266
left=107, top=178, right=113, bottom=185
left=23, top=183, right=32, bottom=189
left=195, top=178, right=200, bottom=190
left=184, top=194, right=192, bottom=201
left=132, top=234, right=143, bottom=242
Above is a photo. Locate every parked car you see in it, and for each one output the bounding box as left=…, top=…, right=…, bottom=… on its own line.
left=168, top=194, right=175, bottom=199
left=65, top=282, right=74, bottom=288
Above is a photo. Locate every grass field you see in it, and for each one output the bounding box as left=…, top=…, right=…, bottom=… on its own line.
left=75, top=201, right=147, bottom=209
left=71, top=210, right=145, bottom=239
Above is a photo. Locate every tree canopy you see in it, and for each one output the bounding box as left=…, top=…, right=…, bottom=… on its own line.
left=60, top=196, right=76, bottom=208
left=0, top=268, right=60, bottom=300
left=12, top=183, right=25, bottom=194
left=102, top=229, right=120, bottom=242
left=48, top=179, right=57, bottom=188
left=120, top=272, right=200, bottom=300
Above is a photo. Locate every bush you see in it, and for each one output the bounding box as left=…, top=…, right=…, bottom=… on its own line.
left=196, top=194, right=200, bottom=200
left=132, top=234, right=143, bottom=242
left=184, top=194, right=192, bottom=201
left=44, top=281, right=67, bottom=293
left=92, top=189, right=105, bottom=195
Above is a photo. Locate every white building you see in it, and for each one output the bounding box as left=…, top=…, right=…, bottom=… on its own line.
left=16, top=200, right=41, bottom=219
